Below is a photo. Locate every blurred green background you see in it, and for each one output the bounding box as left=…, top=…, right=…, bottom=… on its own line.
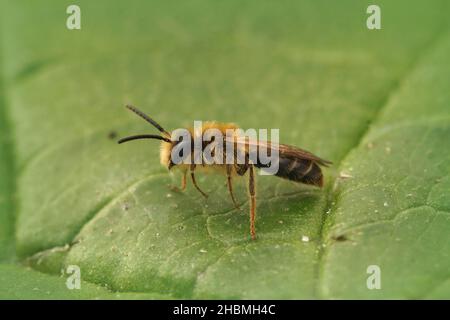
left=0, top=0, right=449, bottom=299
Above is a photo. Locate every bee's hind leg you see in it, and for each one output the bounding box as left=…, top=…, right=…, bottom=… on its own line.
left=234, top=161, right=256, bottom=239
left=190, top=165, right=208, bottom=198
left=226, top=165, right=241, bottom=210
left=248, top=164, right=256, bottom=240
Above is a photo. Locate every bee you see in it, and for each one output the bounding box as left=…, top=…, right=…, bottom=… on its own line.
left=118, top=105, right=331, bottom=240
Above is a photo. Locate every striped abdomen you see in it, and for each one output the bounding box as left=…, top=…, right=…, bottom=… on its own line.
left=256, top=157, right=324, bottom=187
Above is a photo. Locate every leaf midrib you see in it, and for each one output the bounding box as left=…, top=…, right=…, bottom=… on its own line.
left=314, top=26, right=450, bottom=299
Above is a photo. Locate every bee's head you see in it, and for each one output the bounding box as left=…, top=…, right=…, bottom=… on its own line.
left=161, top=133, right=191, bottom=170
left=160, top=140, right=176, bottom=170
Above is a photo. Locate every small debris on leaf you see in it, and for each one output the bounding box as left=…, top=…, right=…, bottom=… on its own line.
left=339, top=171, right=353, bottom=179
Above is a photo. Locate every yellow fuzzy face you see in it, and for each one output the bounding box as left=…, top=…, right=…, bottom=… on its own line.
left=159, top=140, right=174, bottom=168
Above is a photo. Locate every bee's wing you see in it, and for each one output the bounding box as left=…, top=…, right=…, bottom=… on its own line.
left=224, top=136, right=332, bottom=167
left=276, top=143, right=332, bottom=167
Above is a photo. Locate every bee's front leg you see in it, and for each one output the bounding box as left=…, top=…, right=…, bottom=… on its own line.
left=170, top=170, right=187, bottom=192
left=180, top=170, right=187, bottom=191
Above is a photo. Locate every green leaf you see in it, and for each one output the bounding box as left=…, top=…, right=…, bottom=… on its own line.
left=0, top=264, right=172, bottom=299
left=318, top=32, right=450, bottom=299
left=0, top=0, right=449, bottom=299
left=0, top=53, right=16, bottom=263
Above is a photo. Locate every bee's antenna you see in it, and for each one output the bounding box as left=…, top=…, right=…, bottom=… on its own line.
left=118, top=134, right=171, bottom=144
left=125, top=105, right=171, bottom=137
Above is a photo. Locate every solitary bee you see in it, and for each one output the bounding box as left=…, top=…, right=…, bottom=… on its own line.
left=118, top=105, right=331, bottom=239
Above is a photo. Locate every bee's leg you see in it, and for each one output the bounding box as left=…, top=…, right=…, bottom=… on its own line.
left=226, top=165, right=241, bottom=210
left=190, top=164, right=208, bottom=198
left=235, top=163, right=248, bottom=176
left=248, top=164, right=256, bottom=240
left=180, top=170, right=187, bottom=191
left=170, top=170, right=187, bottom=192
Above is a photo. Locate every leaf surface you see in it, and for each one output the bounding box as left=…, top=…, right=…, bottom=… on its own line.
left=0, top=0, right=449, bottom=298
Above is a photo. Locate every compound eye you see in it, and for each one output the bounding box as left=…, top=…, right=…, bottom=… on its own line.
left=173, top=140, right=185, bottom=159
left=177, top=136, right=184, bottom=158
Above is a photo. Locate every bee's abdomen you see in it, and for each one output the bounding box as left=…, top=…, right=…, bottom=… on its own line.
left=258, top=158, right=324, bottom=187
